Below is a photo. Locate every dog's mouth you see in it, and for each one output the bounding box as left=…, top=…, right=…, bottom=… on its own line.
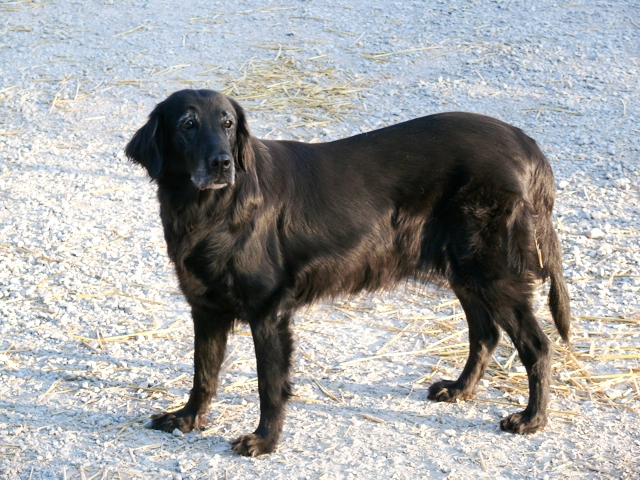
left=191, top=168, right=234, bottom=191
left=191, top=177, right=231, bottom=191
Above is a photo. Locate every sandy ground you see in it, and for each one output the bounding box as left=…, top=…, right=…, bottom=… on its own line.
left=1, top=0, right=639, bottom=478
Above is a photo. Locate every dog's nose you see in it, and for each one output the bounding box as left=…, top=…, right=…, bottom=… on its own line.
left=210, top=154, right=232, bottom=172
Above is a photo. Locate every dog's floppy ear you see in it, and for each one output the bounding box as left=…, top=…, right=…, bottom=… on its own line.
left=226, top=95, right=262, bottom=227
left=228, top=97, right=255, bottom=172
left=125, top=106, right=164, bottom=178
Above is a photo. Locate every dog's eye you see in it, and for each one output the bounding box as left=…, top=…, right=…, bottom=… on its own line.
left=223, top=120, right=233, bottom=129
left=183, top=119, right=195, bottom=130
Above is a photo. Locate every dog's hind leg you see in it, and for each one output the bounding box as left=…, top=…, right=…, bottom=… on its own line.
left=231, top=311, right=294, bottom=456
left=495, top=299, right=552, bottom=433
left=149, top=307, right=232, bottom=433
left=426, top=182, right=556, bottom=432
left=428, top=286, right=501, bottom=402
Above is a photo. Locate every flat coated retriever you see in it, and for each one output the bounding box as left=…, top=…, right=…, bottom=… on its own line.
left=125, top=89, right=571, bottom=456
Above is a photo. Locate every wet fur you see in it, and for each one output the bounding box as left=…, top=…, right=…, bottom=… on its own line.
left=125, top=90, right=571, bottom=456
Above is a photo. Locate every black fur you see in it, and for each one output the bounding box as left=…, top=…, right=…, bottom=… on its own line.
left=125, top=89, right=571, bottom=456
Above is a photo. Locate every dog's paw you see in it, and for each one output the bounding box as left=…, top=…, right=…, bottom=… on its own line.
left=500, top=411, right=547, bottom=434
left=147, top=408, right=205, bottom=433
left=427, top=380, right=469, bottom=402
left=230, top=433, right=276, bottom=457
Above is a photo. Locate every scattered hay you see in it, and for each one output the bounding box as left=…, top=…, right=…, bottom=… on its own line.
left=361, top=413, right=386, bottom=424
left=360, top=42, right=511, bottom=63
left=523, top=105, right=584, bottom=120
left=218, top=54, right=366, bottom=128
left=68, top=322, right=183, bottom=344
left=298, top=291, right=640, bottom=415
left=113, top=25, right=146, bottom=38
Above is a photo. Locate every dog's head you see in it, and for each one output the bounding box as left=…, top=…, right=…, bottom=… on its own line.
left=125, top=90, right=254, bottom=190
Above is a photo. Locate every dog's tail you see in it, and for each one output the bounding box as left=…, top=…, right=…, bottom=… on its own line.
left=513, top=202, right=571, bottom=342
left=545, top=227, right=571, bottom=342
left=526, top=142, right=571, bottom=342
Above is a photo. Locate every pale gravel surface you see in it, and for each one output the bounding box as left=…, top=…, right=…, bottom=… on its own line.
left=1, top=1, right=639, bottom=479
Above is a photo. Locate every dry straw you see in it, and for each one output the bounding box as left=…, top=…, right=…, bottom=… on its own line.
left=218, top=53, right=366, bottom=131
left=295, top=291, right=640, bottom=417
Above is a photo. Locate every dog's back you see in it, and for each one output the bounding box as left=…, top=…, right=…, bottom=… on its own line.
left=260, top=114, right=563, bottom=307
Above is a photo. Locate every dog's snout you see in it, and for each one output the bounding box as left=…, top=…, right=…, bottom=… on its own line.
left=210, top=154, right=233, bottom=172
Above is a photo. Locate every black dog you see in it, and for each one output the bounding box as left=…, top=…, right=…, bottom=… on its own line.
left=125, top=89, right=570, bottom=456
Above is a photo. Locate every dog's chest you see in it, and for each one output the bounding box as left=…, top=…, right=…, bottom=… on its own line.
left=168, top=222, right=271, bottom=311
left=159, top=212, right=227, bottom=292
left=170, top=238, right=236, bottom=309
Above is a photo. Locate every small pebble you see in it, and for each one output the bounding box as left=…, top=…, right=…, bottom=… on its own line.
left=605, top=389, right=623, bottom=400
left=586, top=228, right=605, bottom=239
left=62, top=371, right=79, bottom=381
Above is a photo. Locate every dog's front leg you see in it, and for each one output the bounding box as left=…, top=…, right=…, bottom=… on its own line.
left=231, top=312, right=294, bottom=456
left=148, top=307, right=232, bottom=433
